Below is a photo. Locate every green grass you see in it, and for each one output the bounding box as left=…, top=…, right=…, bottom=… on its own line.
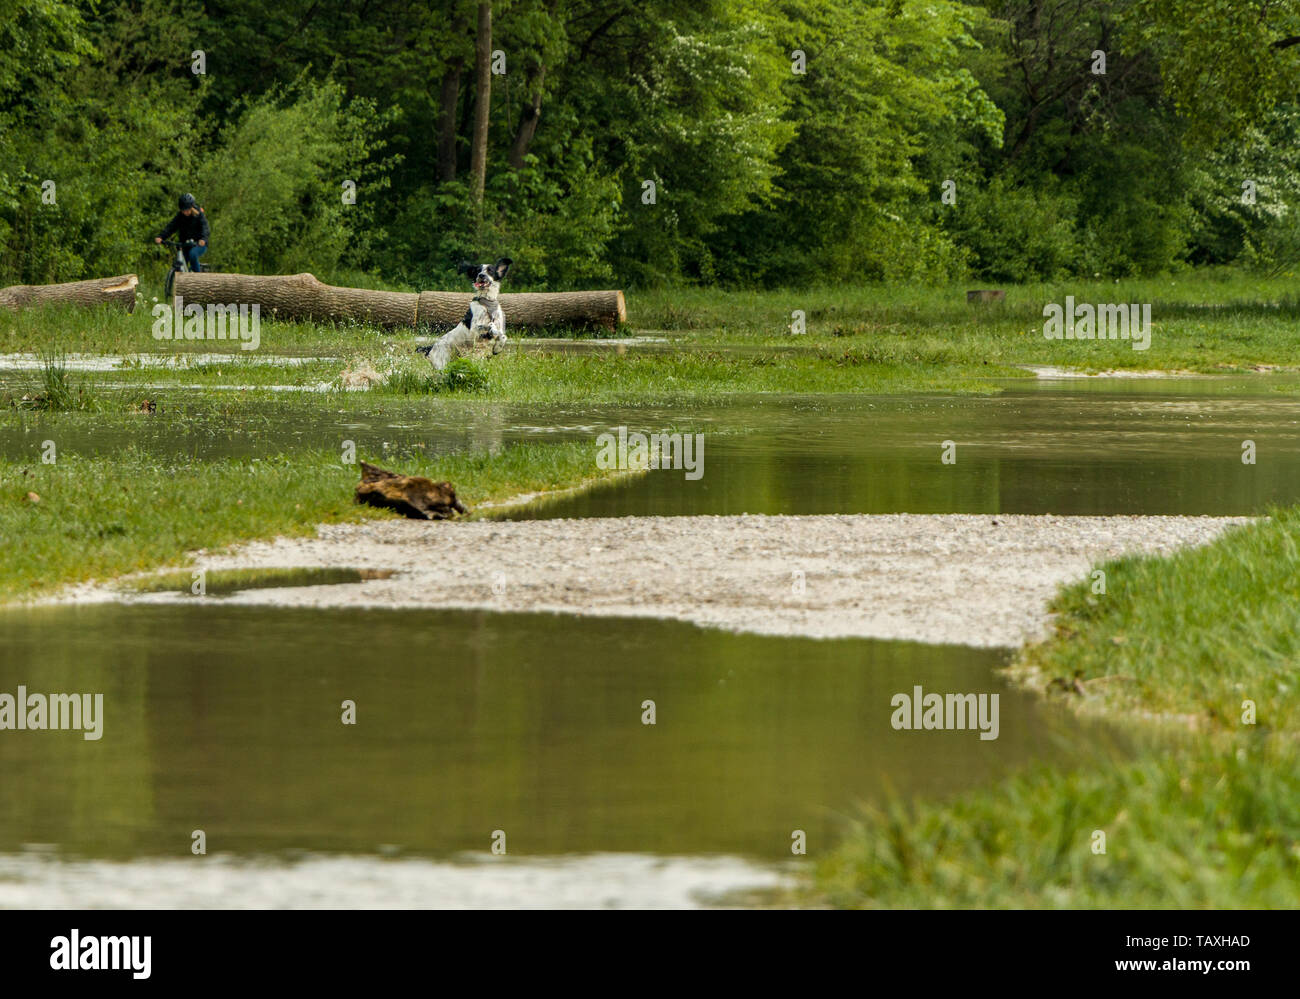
left=627, top=278, right=1300, bottom=374
left=816, top=742, right=1300, bottom=909
left=4, top=272, right=1299, bottom=409
left=382, top=355, right=491, bottom=395
left=1010, top=509, right=1300, bottom=733
left=0, top=440, right=631, bottom=601
left=4, top=334, right=1019, bottom=404
left=817, top=508, right=1300, bottom=908
left=0, top=348, right=157, bottom=413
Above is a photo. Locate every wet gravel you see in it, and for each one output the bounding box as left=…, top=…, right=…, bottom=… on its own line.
left=139, top=513, right=1256, bottom=648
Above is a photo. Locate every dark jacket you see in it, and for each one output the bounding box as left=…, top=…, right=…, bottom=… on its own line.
left=158, top=208, right=210, bottom=244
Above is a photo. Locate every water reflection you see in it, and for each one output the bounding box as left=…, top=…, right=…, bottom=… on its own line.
left=0, top=605, right=1122, bottom=864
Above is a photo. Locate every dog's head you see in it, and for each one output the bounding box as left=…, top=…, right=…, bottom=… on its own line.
left=458, top=258, right=512, bottom=297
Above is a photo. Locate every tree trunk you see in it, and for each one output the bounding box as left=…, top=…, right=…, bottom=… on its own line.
left=469, top=1, right=492, bottom=202
left=437, top=61, right=462, bottom=183
left=175, top=272, right=417, bottom=327
left=457, top=64, right=475, bottom=173
left=174, top=271, right=626, bottom=330
left=416, top=288, right=626, bottom=330
left=508, top=64, right=545, bottom=170
left=0, top=274, right=138, bottom=312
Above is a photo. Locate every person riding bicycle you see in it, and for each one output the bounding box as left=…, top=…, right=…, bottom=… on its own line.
left=154, top=193, right=210, bottom=272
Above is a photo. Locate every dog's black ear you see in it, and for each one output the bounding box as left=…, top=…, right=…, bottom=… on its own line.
left=494, top=257, right=513, bottom=280
left=457, top=260, right=475, bottom=278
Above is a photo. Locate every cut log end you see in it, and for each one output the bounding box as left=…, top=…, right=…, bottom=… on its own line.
left=103, top=275, right=138, bottom=293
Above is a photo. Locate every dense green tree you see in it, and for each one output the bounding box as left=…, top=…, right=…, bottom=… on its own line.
left=1126, top=0, right=1300, bottom=140
left=4, top=0, right=1300, bottom=287
left=707, top=0, right=1003, bottom=285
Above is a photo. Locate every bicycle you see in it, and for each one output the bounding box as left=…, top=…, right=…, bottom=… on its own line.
left=157, top=239, right=200, bottom=299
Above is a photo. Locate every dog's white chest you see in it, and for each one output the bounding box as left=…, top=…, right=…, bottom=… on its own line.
left=467, top=299, right=503, bottom=334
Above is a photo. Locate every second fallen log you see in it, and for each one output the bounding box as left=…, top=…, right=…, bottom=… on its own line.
left=173, top=271, right=626, bottom=330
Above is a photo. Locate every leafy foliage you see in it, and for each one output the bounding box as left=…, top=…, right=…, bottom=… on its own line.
left=194, top=78, right=396, bottom=275
left=2, top=0, right=1300, bottom=287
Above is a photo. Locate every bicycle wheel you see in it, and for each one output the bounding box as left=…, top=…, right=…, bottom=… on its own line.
left=165, top=268, right=176, bottom=300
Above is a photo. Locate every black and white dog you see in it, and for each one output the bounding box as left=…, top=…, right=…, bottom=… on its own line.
left=417, top=258, right=513, bottom=370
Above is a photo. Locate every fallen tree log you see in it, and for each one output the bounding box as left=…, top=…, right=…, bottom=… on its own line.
left=414, top=288, right=626, bottom=330
left=173, top=271, right=626, bottom=330
left=0, top=274, right=138, bottom=313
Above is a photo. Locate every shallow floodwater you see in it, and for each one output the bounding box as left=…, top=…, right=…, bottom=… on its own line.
left=0, top=603, right=1121, bottom=905
left=0, top=375, right=1289, bottom=906
left=513, top=379, right=1300, bottom=518
left=4, top=378, right=1297, bottom=516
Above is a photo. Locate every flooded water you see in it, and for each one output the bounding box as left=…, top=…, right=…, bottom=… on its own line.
left=0, top=603, right=1121, bottom=905
left=1, top=374, right=1290, bottom=906
left=4, top=378, right=1299, bottom=516
left=512, top=380, right=1300, bottom=518
left=0, top=351, right=337, bottom=372
left=122, top=568, right=392, bottom=596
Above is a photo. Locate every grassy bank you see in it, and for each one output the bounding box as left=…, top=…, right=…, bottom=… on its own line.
left=817, top=743, right=1300, bottom=908
left=817, top=510, right=1300, bottom=908
left=0, top=343, right=1014, bottom=404
left=1012, top=509, right=1299, bottom=732
left=0, top=440, right=627, bottom=602
left=2, top=273, right=1298, bottom=409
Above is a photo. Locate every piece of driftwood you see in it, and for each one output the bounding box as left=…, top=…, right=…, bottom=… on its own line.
left=354, top=461, right=468, bottom=520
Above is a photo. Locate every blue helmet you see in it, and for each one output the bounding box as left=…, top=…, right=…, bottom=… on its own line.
left=178, top=193, right=197, bottom=210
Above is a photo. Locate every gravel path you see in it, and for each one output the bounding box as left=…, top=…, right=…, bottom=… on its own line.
left=139, top=513, right=1252, bottom=648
